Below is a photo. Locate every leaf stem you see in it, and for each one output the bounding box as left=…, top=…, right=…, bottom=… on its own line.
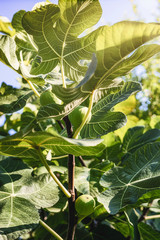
left=39, top=219, right=63, bottom=240
left=60, top=58, right=66, bottom=88
left=73, top=90, right=95, bottom=139
left=25, top=78, right=40, bottom=97
left=144, top=214, right=160, bottom=220
left=78, top=156, right=86, bottom=167
left=36, top=147, right=71, bottom=198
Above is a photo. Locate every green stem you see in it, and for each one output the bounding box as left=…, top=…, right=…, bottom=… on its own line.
left=36, top=147, right=71, bottom=198
left=39, top=219, right=63, bottom=240
left=124, top=211, right=134, bottom=240
left=144, top=214, right=160, bottom=220
left=25, top=78, right=40, bottom=97
left=73, top=90, right=95, bottom=139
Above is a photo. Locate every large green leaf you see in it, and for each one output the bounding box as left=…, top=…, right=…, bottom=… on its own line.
left=138, top=222, right=160, bottom=240
left=12, top=10, right=46, bottom=85
left=0, top=156, right=59, bottom=239
left=74, top=166, right=104, bottom=198
left=82, top=111, right=126, bottom=139
left=81, top=81, right=141, bottom=138
left=0, top=11, right=44, bottom=87
left=122, top=126, right=160, bottom=154
left=135, top=190, right=160, bottom=206
left=0, top=83, right=33, bottom=114
left=0, top=198, right=39, bottom=240
left=98, top=142, right=160, bottom=214
left=0, top=35, right=19, bottom=70
left=0, top=131, right=105, bottom=158
left=12, top=10, right=37, bottom=61
left=37, top=54, right=97, bottom=121
left=22, top=1, right=102, bottom=81
left=51, top=54, right=98, bottom=104
left=83, top=22, right=160, bottom=91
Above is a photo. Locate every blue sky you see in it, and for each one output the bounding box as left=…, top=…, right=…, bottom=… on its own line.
left=0, top=0, right=159, bottom=88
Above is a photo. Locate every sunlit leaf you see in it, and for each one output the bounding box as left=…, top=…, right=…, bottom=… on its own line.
left=0, top=16, right=15, bottom=36
left=0, top=35, right=19, bottom=70
left=0, top=131, right=105, bottom=158
left=84, top=22, right=160, bottom=91
left=12, top=10, right=37, bottom=63
left=22, top=1, right=102, bottom=82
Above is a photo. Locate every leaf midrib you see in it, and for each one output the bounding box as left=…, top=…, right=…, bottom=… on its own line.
left=94, top=44, right=157, bottom=90
left=60, top=1, right=87, bottom=74
left=119, top=148, right=160, bottom=208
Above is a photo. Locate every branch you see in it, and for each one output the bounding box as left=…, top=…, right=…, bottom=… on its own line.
left=63, top=116, right=77, bottom=240
left=78, top=156, right=86, bottom=167
left=63, top=116, right=73, bottom=138
left=138, top=201, right=153, bottom=223
left=67, top=154, right=77, bottom=240
left=56, top=120, right=65, bottom=130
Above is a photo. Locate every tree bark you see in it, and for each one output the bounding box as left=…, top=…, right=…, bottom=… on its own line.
left=63, top=116, right=77, bottom=240
left=66, top=154, right=77, bottom=240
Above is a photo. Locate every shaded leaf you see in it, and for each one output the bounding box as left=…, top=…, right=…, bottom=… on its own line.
left=34, top=212, right=68, bottom=240
left=0, top=198, right=39, bottom=240
left=37, top=54, right=97, bottom=121
left=122, top=126, right=160, bottom=155
left=138, top=222, right=160, bottom=240
left=92, top=220, right=125, bottom=240
left=81, top=81, right=141, bottom=138
left=74, top=166, right=104, bottom=197
left=134, top=190, right=160, bottom=206
left=82, top=111, right=126, bottom=139
left=0, top=157, right=60, bottom=239
left=0, top=83, right=33, bottom=114
left=0, top=131, right=105, bottom=158
left=98, top=142, right=160, bottom=214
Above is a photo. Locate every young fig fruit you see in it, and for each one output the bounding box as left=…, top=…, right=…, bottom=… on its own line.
left=68, top=106, right=91, bottom=129
left=75, top=194, right=95, bottom=216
